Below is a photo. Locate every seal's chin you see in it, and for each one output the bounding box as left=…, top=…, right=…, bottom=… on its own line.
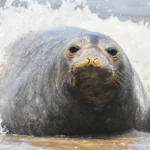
left=71, top=66, right=116, bottom=104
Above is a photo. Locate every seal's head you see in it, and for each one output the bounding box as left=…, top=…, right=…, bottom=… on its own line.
left=58, top=31, right=126, bottom=104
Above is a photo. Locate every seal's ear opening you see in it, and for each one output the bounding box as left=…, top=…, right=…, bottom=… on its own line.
left=69, top=46, right=81, bottom=53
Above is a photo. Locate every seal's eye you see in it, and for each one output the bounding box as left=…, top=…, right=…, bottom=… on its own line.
left=106, top=48, right=118, bottom=57
left=69, top=46, right=81, bottom=53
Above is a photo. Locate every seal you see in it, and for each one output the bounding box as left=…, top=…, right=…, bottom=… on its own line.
left=0, top=27, right=150, bottom=136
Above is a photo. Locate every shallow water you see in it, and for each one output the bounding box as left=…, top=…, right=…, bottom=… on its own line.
left=0, top=0, right=150, bottom=149
left=1, top=130, right=150, bottom=150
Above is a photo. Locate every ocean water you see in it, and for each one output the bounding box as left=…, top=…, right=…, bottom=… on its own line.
left=0, top=0, right=150, bottom=149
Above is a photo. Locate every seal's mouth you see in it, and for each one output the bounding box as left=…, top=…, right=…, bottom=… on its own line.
left=72, top=65, right=114, bottom=85
left=70, top=65, right=116, bottom=104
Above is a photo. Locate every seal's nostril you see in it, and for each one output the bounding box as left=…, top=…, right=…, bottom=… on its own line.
left=93, top=58, right=99, bottom=66
left=84, top=57, right=99, bottom=67
left=85, top=58, right=91, bottom=65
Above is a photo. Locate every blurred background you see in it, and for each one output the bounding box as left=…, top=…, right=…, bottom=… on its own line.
left=1, top=0, right=150, bottom=22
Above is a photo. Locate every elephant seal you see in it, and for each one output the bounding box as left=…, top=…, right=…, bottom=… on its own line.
left=0, top=27, right=150, bottom=136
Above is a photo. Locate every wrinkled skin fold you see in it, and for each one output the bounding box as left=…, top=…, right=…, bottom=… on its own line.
left=0, top=27, right=150, bottom=136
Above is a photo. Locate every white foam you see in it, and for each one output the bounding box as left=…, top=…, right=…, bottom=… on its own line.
left=0, top=0, right=150, bottom=134
left=0, top=116, right=7, bottom=135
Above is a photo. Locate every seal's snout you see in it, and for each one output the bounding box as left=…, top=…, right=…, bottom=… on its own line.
left=84, top=57, right=99, bottom=67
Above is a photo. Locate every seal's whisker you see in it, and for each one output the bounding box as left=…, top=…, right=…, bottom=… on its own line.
left=116, top=70, right=123, bottom=75
left=60, top=70, right=71, bottom=88
left=112, top=70, right=128, bottom=86
left=110, top=70, right=125, bottom=88
left=56, top=67, right=71, bottom=89
left=113, top=74, right=127, bottom=88
left=116, top=70, right=127, bottom=82
left=116, top=73, right=128, bottom=85
left=115, top=78, right=125, bottom=88
left=110, top=74, right=119, bottom=88
left=111, top=78, right=119, bottom=88
left=60, top=67, right=70, bottom=77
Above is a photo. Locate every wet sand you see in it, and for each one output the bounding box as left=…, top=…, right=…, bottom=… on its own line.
left=1, top=130, right=150, bottom=150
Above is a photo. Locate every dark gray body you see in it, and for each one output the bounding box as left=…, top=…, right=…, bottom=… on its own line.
left=0, top=27, right=150, bottom=136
